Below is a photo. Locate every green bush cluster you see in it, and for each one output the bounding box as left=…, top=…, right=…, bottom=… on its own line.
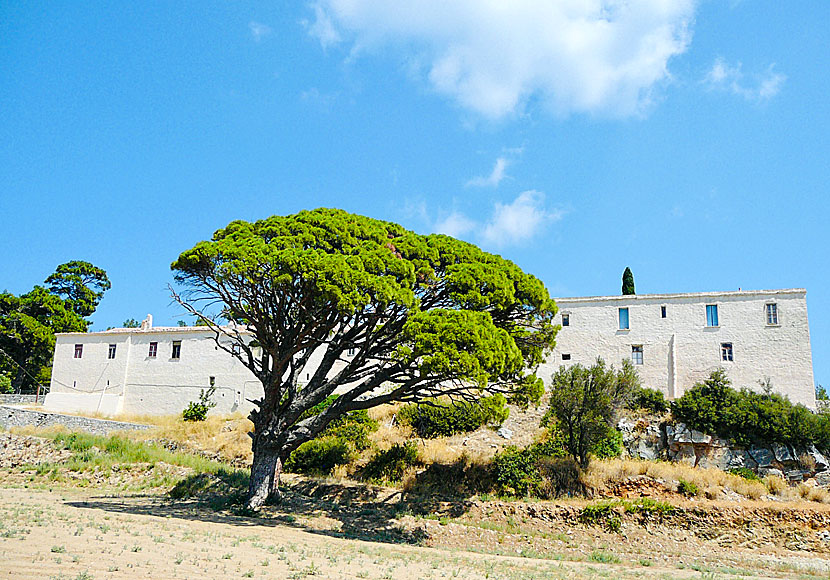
left=728, top=467, right=761, bottom=481
left=671, top=369, right=830, bottom=448
left=627, top=387, right=668, bottom=414
left=360, top=441, right=419, bottom=483
left=284, top=436, right=353, bottom=475
left=676, top=479, right=700, bottom=496
left=398, top=394, right=509, bottom=439
left=492, top=432, right=567, bottom=497
left=284, top=395, right=379, bottom=475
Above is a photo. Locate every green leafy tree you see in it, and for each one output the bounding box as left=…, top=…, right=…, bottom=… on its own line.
left=45, top=260, right=111, bottom=319
left=622, top=267, right=635, bottom=295
left=547, top=358, right=639, bottom=467
left=122, top=318, right=140, bottom=328
left=0, top=262, right=109, bottom=392
left=817, top=385, right=829, bottom=401
left=171, top=208, right=557, bottom=510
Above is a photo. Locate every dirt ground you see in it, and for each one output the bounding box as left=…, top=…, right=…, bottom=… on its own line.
left=2, top=483, right=830, bottom=580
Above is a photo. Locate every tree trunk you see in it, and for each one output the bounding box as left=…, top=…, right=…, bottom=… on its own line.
left=245, top=445, right=281, bottom=511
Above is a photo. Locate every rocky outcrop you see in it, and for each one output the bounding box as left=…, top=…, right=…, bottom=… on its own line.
left=618, top=414, right=830, bottom=485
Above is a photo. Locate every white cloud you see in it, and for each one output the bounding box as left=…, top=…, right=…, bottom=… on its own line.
left=466, top=157, right=509, bottom=188
left=306, top=3, right=340, bottom=49
left=308, top=1, right=695, bottom=118
left=249, top=21, right=272, bottom=42
left=482, top=191, right=560, bottom=247
left=434, top=211, right=477, bottom=238
left=704, top=58, right=785, bottom=102
left=432, top=191, right=561, bottom=247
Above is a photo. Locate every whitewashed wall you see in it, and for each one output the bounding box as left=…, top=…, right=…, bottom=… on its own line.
left=46, top=327, right=262, bottom=416
left=538, top=289, right=816, bottom=408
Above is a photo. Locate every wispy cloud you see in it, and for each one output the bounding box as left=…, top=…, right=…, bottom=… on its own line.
left=433, top=191, right=562, bottom=248
left=308, top=1, right=695, bottom=119
left=466, top=157, right=508, bottom=188
left=434, top=211, right=477, bottom=239
left=305, top=3, right=340, bottom=49
left=248, top=21, right=272, bottom=42
left=704, top=58, right=786, bottom=102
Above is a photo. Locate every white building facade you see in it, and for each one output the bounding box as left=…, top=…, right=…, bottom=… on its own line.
left=45, top=288, right=817, bottom=416
left=538, top=288, right=816, bottom=408
left=45, top=316, right=262, bottom=416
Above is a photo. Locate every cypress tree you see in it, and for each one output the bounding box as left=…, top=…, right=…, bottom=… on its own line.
left=622, top=267, right=635, bottom=295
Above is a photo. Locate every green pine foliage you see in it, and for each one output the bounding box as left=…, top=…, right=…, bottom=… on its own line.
left=492, top=430, right=567, bottom=497
left=671, top=369, right=830, bottom=448
left=627, top=387, right=669, bottom=414
left=397, top=394, right=509, bottom=438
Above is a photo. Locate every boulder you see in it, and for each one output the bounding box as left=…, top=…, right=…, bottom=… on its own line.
left=497, top=427, right=513, bottom=440
left=749, top=446, right=775, bottom=468
left=725, top=450, right=757, bottom=470
left=758, top=467, right=784, bottom=479
left=815, top=471, right=830, bottom=487
left=672, top=444, right=697, bottom=466
left=772, top=443, right=794, bottom=463
left=808, top=445, right=830, bottom=471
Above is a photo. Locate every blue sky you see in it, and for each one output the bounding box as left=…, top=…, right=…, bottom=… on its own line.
left=1, top=2, right=828, bottom=389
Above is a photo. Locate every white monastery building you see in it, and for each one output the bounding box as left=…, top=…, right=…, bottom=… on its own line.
left=45, top=315, right=263, bottom=416
left=540, top=288, right=816, bottom=409
left=45, top=288, right=817, bottom=416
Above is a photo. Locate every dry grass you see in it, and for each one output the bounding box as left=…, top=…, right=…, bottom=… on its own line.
left=583, top=458, right=768, bottom=500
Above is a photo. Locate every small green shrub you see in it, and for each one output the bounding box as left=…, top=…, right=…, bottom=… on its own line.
left=677, top=479, right=700, bottom=496
left=398, top=394, right=509, bottom=439
left=628, top=387, right=668, bottom=414
left=361, top=441, right=419, bottom=483
left=493, top=433, right=566, bottom=497
left=283, top=436, right=353, bottom=475
left=728, top=467, right=761, bottom=481
left=182, top=386, right=216, bottom=422
left=0, top=373, right=12, bottom=394
left=591, top=429, right=623, bottom=459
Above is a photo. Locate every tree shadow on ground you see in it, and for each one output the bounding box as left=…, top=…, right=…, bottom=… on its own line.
left=63, top=469, right=478, bottom=547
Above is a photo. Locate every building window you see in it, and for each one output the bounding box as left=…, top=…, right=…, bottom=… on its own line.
left=172, top=341, right=181, bottom=359
left=661, top=305, right=667, bottom=319
left=618, top=308, right=629, bottom=330
left=721, top=342, right=733, bottom=362
left=209, top=376, right=215, bottom=387
left=562, top=314, right=570, bottom=327
left=562, top=353, right=571, bottom=361
left=231, top=343, right=241, bottom=355
left=347, top=347, right=355, bottom=356
left=631, top=345, right=643, bottom=365
left=148, top=342, right=158, bottom=357
left=766, top=303, right=778, bottom=325
left=74, top=344, right=83, bottom=359
left=107, top=344, right=116, bottom=359
left=706, top=304, right=719, bottom=327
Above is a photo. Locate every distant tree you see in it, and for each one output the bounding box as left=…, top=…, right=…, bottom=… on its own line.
left=176, top=320, right=188, bottom=327
left=547, top=358, right=639, bottom=467
left=45, top=261, right=111, bottom=320
left=817, top=385, right=829, bottom=401
left=0, top=262, right=109, bottom=392
left=122, top=318, right=140, bottom=328
left=171, top=208, right=557, bottom=510
left=622, top=267, right=635, bottom=295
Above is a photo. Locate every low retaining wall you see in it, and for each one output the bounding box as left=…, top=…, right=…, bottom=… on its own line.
left=0, top=394, right=43, bottom=405
left=0, top=406, right=150, bottom=436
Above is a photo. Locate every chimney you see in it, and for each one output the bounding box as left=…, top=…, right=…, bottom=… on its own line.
left=140, top=314, right=153, bottom=330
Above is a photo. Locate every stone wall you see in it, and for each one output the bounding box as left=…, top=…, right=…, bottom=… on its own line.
left=0, top=405, right=150, bottom=436
left=0, top=395, right=43, bottom=405
left=618, top=414, right=830, bottom=486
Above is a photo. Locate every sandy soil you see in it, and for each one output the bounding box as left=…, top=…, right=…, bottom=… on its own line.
left=1, top=485, right=830, bottom=580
